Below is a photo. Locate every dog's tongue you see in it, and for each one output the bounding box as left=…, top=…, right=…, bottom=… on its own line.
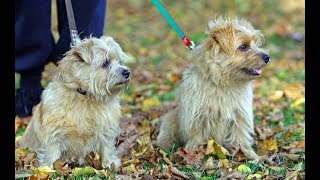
left=255, top=68, right=263, bottom=75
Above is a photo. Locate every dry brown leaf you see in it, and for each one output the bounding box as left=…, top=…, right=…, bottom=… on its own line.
left=85, top=152, right=103, bottom=170
left=201, top=156, right=217, bottom=170
left=221, top=159, right=231, bottom=169
left=176, top=148, right=205, bottom=167
left=117, top=133, right=139, bottom=155
left=53, top=159, right=71, bottom=176
left=283, top=84, right=303, bottom=100
left=284, top=130, right=293, bottom=143
left=257, top=138, right=278, bottom=155
left=285, top=162, right=303, bottom=180
left=15, top=116, right=22, bottom=133
left=21, top=152, right=37, bottom=168
left=168, top=166, right=189, bottom=179
left=121, top=156, right=140, bottom=166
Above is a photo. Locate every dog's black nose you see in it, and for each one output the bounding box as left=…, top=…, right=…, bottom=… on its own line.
left=122, top=69, right=130, bottom=79
left=262, top=54, right=270, bottom=63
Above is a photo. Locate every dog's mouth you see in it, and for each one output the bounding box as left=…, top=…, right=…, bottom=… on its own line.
left=241, top=67, right=263, bottom=76
left=115, top=79, right=129, bottom=86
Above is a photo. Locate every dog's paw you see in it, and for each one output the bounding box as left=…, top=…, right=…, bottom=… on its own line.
left=102, top=156, right=121, bottom=171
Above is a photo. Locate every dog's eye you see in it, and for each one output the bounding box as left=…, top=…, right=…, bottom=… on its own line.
left=239, top=44, right=249, bottom=51
left=102, top=61, right=110, bottom=68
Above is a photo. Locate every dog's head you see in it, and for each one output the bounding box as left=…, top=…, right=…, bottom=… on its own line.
left=58, top=36, right=130, bottom=97
left=196, top=17, right=270, bottom=83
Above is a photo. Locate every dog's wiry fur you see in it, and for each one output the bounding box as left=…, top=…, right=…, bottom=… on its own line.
left=154, top=17, right=270, bottom=160
left=16, top=36, right=130, bottom=169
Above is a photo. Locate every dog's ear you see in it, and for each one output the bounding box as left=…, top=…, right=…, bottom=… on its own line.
left=73, top=39, right=94, bottom=63
left=207, top=20, right=235, bottom=55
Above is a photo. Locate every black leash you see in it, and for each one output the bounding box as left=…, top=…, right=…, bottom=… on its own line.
left=65, top=0, right=78, bottom=48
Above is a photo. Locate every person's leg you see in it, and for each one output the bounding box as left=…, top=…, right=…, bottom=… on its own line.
left=15, top=0, right=54, bottom=117
left=51, top=0, right=107, bottom=62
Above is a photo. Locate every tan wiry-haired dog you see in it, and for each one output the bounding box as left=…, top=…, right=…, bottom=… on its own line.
left=154, top=17, right=270, bottom=160
left=16, top=36, right=130, bottom=169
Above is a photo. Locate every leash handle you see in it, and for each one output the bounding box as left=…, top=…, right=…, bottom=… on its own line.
left=152, top=0, right=195, bottom=50
left=65, top=0, right=78, bottom=48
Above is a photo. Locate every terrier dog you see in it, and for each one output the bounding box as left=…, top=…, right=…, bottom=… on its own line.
left=154, top=17, right=270, bottom=160
left=16, top=36, right=130, bottom=169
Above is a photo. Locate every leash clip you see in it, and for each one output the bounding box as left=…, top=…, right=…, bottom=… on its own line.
left=187, top=41, right=195, bottom=50
left=182, top=35, right=196, bottom=50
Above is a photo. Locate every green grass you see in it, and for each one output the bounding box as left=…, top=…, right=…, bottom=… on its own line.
left=178, top=166, right=197, bottom=177
left=143, top=165, right=151, bottom=171
left=167, top=143, right=180, bottom=156
left=245, top=161, right=263, bottom=174
left=283, top=107, right=303, bottom=127
left=16, top=126, right=26, bottom=137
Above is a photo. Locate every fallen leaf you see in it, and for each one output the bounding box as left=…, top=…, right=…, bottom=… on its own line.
left=237, top=164, right=251, bottom=173
left=122, top=164, right=137, bottom=174
left=86, top=152, right=103, bottom=170
left=205, top=139, right=230, bottom=159
left=290, top=97, right=305, bottom=108
left=285, top=162, right=303, bottom=179
left=53, top=160, right=71, bottom=176
left=15, top=116, right=22, bottom=133
left=257, top=138, right=278, bottom=155
left=221, top=159, right=231, bottom=169
left=15, top=148, right=31, bottom=157
left=176, top=148, right=205, bottom=167
left=34, top=166, right=56, bottom=179
left=142, top=97, right=162, bottom=111
left=247, top=173, right=263, bottom=180
left=284, top=130, right=293, bottom=143
left=117, top=133, right=139, bottom=155
left=168, top=166, right=189, bottom=179
left=201, top=156, right=217, bottom=170
left=270, top=90, right=285, bottom=101
left=206, top=139, right=216, bottom=155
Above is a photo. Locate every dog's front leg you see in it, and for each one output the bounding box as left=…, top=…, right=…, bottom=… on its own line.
left=184, top=131, right=205, bottom=150
left=100, top=135, right=121, bottom=170
left=36, top=144, right=61, bottom=169
left=233, top=115, right=259, bottom=161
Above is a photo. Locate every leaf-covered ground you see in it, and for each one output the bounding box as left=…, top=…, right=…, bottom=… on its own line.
left=15, top=0, right=305, bottom=179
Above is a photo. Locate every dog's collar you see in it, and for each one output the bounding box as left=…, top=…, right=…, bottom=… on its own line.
left=76, top=88, right=86, bottom=95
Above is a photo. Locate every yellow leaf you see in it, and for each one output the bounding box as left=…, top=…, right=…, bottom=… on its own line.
left=34, top=166, right=56, bottom=179
left=221, top=159, right=230, bottom=169
left=213, top=142, right=226, bottom=159
left=270, top=90, right=284, bottom=101
left=122, top=164, right=137, bottom=174
left=72, top=166, right=95, bottom=176
left=142, top=97, right=162, bottom=111
left=15, top=148, right=31, bottom=157
left=257, top=139, right=278, bottom=155
left=283, top=84, right=303, bottom=100
left=206, top=139, right=230, bottom=159
left=238, top=164, right=251, bottom=173
left=290, top=97, right=305, bottom=108
left=247, top=173, right=262, bottom=179
left=206, top=139, right=216, bottom=155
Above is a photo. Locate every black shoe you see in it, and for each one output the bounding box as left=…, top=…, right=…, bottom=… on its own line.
left=15, top=87, right=43, bottom=117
